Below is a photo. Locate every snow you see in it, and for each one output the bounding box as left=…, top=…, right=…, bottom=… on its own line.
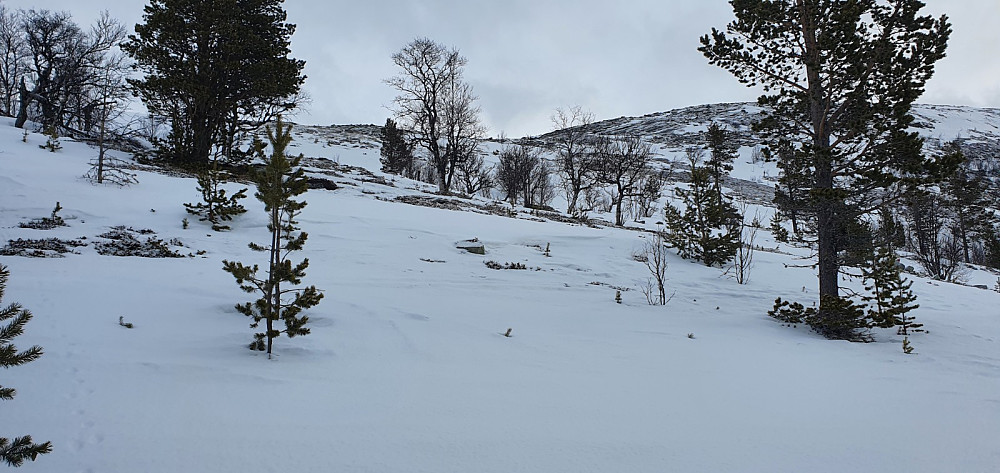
left=2, top=117, right=999, bottom=472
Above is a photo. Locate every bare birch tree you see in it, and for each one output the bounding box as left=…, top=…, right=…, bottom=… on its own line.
left=387, top=38, right=483, bottom=194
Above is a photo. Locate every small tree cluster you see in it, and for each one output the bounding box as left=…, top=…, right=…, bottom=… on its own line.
left=940, top=141, right=996, bottom=265
left=904, top=190, right=963, bottom=282
left=663, top=148, right=740, bottom=267
left=629, top=170, right=668, bottom=221
left=387, top=38, right=484, bottom=194
left=379, top=118, right=416, bottom=177
left=595, top=135, right=652, bottom=226
left=454, top=150, right=493, bottom=197
left=494, top=144, right=553, bottom=209
left=3, top=9, right=129, bottom=137
left=0, top=264, right=53, bottom=467
left=551, top=106, right=600, bottom=216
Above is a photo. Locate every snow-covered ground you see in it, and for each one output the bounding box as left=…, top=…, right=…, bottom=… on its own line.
left=2, top=117, right=999, bottom=472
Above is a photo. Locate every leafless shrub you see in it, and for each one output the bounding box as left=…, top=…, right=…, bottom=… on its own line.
left=731, top=204, right=759, bottom=284
left=639, top=231, right=671, bottom=305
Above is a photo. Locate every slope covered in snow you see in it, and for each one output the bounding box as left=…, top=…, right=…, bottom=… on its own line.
left=537, top=102, right=1000, bottom=172
left=1, top=116, right=999, bottom=472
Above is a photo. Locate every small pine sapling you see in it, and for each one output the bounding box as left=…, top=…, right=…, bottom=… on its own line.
left=0, top=264, right=53, bottom=466
left=862, top=246, right=920, bottom=333
left=222, top=117, right=323, bottom=358
left=38, top=125, right=61, bottom=152
left=18, top=202, right=67, bottom=230
left=615, top=290, right=622, bottom=304
left=184, top=160, right=249, bottom=231
left=769, top=213, right=790, bottom=243
left=118, top=316, right=134, bottom=329
left=902, top=337, right=915, bottom=354
left=50, top=202, right=62, bottom=221
left=182, top=218, right=189, bottom=229
left=504, top=328, right=512, bottom=338
left=544, top=242, right=551, bottom=257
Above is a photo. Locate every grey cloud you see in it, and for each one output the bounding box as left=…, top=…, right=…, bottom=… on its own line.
left=4, top=0, right=997, bottom=136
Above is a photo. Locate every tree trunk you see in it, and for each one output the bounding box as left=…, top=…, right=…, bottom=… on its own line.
left=614, top=184, right=625, bottom=226
left=97, top=116, right=106, bottom=183
left=567, top=190, right=579, bottom=215
left=14, top=78, right=29, bottom=129
left=267, top=203, right=281, bottom=359
left=799, top=0, right=840, bottom=316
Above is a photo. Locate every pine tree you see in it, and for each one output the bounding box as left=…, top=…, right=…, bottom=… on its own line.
left=663, top=148, right=740, bottom=267
left=940, top=141, right=997, bottom=263
left=902, top=337, right=915, bottom=354
left=769, top=139, right=812, bottom=238
left=701, top=0, right=952, bottom=340
left=222, top=117, right=323, bottom=358
left=184, top=160, right=249, bottom=231
left=0, top=264, right=53, bottom=467
left=704, top=123, right=737, bottom=207
left=862, top=246, right=920, bottom=332
left=379, top=118, right=414, bottom=176
left=38, top=125, right=61, bottom=152
left=123, top=0, right=305, bottom=166
left=874, top=207, right=907, bottom=250
left=767, top=294, right=870, bottom=341
left=985, top=230, right=1000, bottom=270
left=769, top=212, right=790, bottom=243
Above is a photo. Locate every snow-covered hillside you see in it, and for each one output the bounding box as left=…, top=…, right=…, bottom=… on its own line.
left=536, top=102, right=1000, bottom=171
left=2, top=116, right=999, bottom=472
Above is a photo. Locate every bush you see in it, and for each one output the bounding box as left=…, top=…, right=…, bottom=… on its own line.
left=768, top=295, right=871, bottom=341
left=94, top=226, right=184, bottom=258
left=0, top=238, right=87, bottom=258
left=18, top=203, right=66, bottom=230
left=484, top=261, right=527, bottom=270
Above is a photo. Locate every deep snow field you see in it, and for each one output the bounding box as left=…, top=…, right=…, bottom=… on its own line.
left=2, top=117, right=999, bottom=472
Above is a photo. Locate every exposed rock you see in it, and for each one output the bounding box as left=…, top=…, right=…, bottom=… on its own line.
left=457, top=239, right=485, bottom=255
left=308, top=177, right=339, bottom=191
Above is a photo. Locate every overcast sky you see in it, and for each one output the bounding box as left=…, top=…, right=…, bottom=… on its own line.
left=5, top=0, right=999, bottom=137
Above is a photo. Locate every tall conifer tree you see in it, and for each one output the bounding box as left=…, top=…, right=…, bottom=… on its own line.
left=701, top=0, right=952, bottom=339
left=124, top=0, right=305, bottom=166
